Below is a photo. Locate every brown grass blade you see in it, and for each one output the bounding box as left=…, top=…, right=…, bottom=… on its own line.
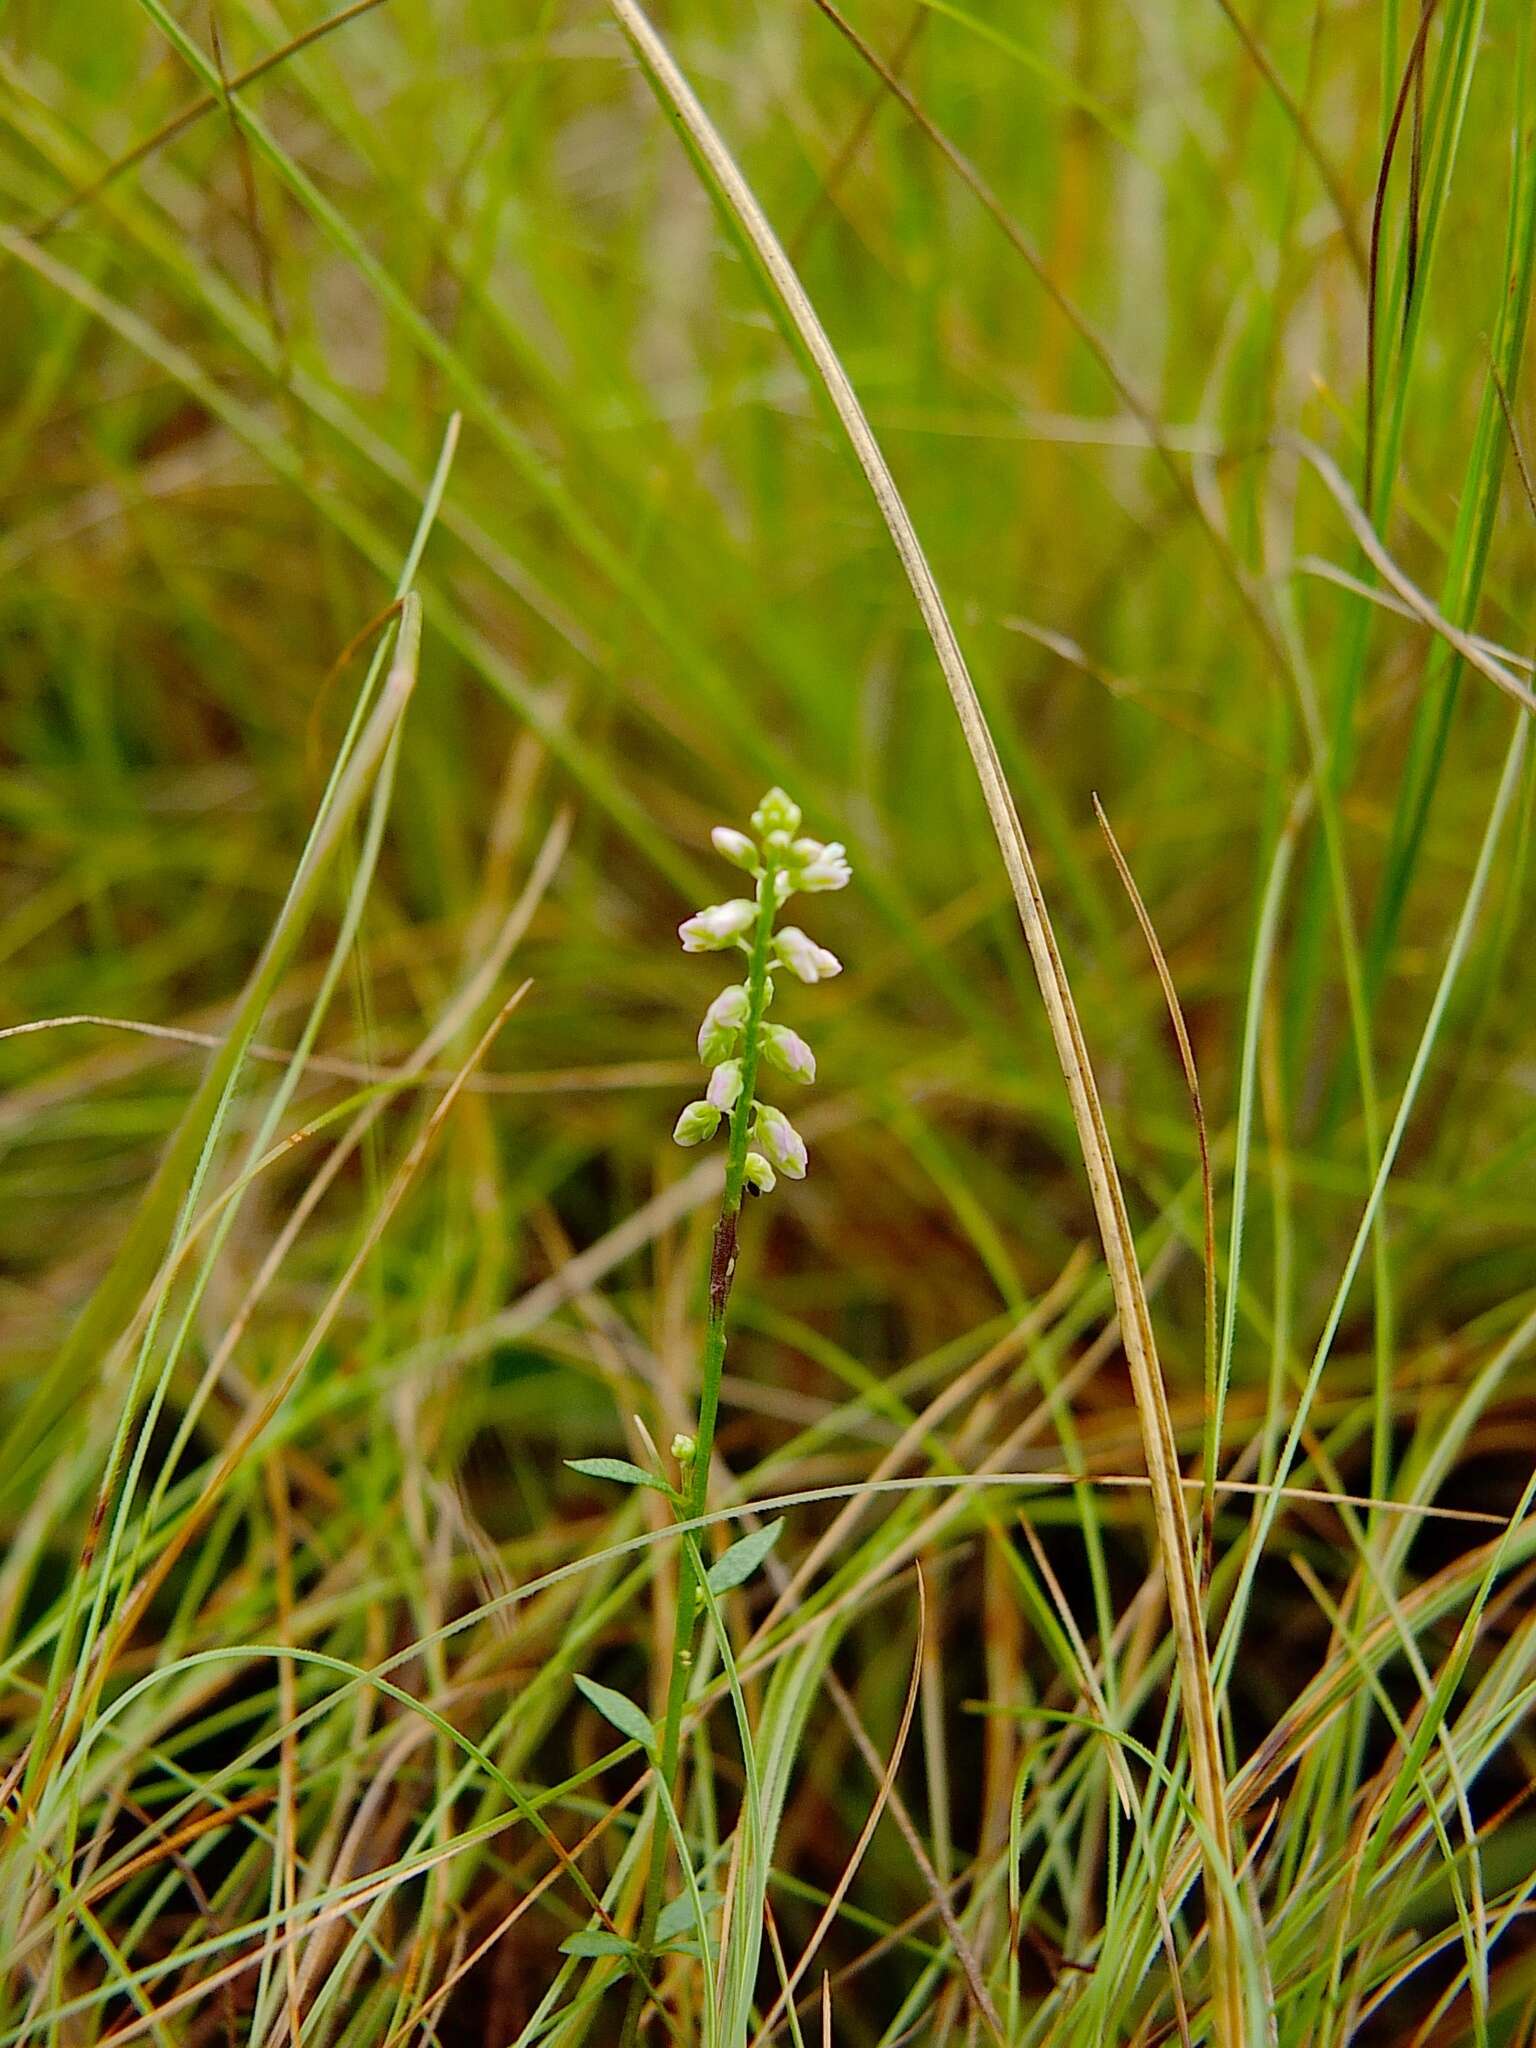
left=1093, top=797, right=1220, bottom=1596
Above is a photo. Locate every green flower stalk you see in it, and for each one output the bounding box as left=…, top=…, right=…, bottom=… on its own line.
left=620, top=788, right=848, bottom=2041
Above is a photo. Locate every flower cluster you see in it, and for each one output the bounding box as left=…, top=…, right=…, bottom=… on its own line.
left=673, top=788, right=849, bottom=1193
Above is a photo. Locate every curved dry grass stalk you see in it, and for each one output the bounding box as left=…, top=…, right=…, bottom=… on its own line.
left=1290, top=434, right=1536, bottom=713
left=0, top=1013, right=687, bottom=1097
left=604, top=2, right=1253, bottom=2036
left=1093, top=798, right=1220, bottom=1591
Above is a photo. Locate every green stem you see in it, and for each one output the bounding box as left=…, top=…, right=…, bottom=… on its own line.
left=619, top=868, right=779, bottom=2046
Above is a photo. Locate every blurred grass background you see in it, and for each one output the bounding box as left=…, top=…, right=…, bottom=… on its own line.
left=4, top=0, right=1536, bottom=2041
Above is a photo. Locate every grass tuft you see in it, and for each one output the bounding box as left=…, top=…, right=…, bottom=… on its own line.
left=3, top=2, right=1536, bottom=2042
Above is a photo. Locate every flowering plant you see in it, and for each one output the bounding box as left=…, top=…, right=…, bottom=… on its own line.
left=606, top=790, right=849, bottom=2036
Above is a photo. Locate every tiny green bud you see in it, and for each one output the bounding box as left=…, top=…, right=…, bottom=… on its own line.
left=671, top=1432, right=696, bottom=1464
left=673, top=1099, right=721, bottom=1147
left=754, top=1104, right=808, bottom=1179
left=751, top=786, right=802, bottom=838
left=743, top=1150, right=777, bottom=1194
left=697, top=983, right=749, bottom=1062
left=711, top=826, right=759, bottom=871
left=763, top=1023, right=816, bottom=1083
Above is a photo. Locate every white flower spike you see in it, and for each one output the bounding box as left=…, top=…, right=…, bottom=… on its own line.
left=671, top=790, right=849, bottom=1191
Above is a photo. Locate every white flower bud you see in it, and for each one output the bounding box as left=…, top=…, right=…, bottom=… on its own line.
left=751, top=787, right=802, bottom=838
left=673, top=1099, right=721, bottom=1146
left=706, top=1059, right=744, bottom=1112
left=797, top=841, right=851, bottom=892
left=775, top=926, right=842, bottom=983
left=753, top=1104, right=808, bottom=1179
left=679, top=899, right=756, bottom=952
left=763, top=1023, right=816, bottom=1083
left=787, top=836, right=825, bottom=865
left=671, top=1432, right=696, bottom=1463
left=711, top=826, right=759, bottom=872
left=697, top=983, right=749, bottom=1062
left=743, top=1150, right=777, bottom=1194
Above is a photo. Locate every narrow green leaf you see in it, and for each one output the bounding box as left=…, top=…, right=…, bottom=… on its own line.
left=565, top=1456, right=669, bottom=1493
left=575, top=1675, right=653, bottom=1751
left=706, top=1519, right=783, bottom=1596
left=559, top=1929, right=635, bottom=1959
left=657, top=1889, right=723, bottom=1943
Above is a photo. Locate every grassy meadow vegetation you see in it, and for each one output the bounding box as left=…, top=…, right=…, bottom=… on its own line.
left=5, top=0, right=1536, bottom=2040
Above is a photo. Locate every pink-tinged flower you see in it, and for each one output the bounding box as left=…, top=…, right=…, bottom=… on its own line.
left=743, top=1150, right=777, bottom=1194
left=706, top=1059, right=744, bottom=1112
left=763, top=1023, right=816, bottom=1084
left=797, top=841, right=851, bottom=892
left=679, top=899, right=755, bottom=952
left=775, top=926, right=842, bottom=984
left=753, top=1104, right=808, bottom=1179
left=697, top=983, right=749, bottom=1062
left=711, top=826, right=758, bottom=872
left=673, top=1099, right=721, bottom=1146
